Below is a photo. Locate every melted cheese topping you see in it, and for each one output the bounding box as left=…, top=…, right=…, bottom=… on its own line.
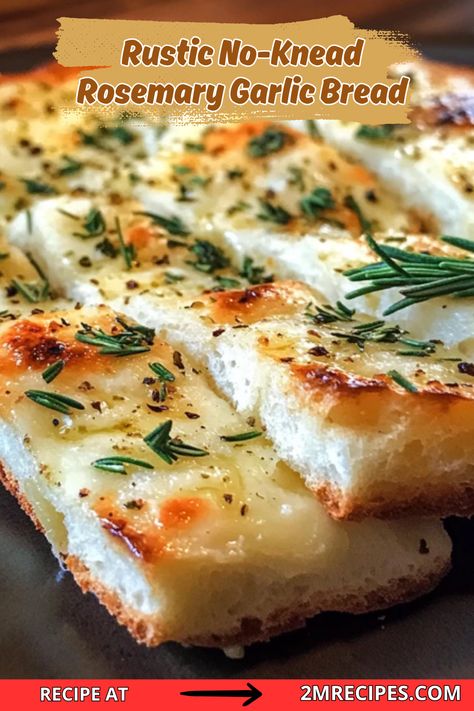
left=165, top=280, right=474, bottom=401
left=314, top=62, right=474, bottom=239
left=0, top=304, right=358, bottom=568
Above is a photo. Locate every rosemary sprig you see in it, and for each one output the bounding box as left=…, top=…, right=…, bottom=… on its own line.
left=187, top=240, right=230, bottom=273
left=115, top=217, right=135, bottom=269
left=257, top=199, right=292, bottom=225
left=330, top=319, right=436, bottom=354
left=12, top=253, right=50, bottom=303
left=214, top=275, right=241, bottom=290
left=305, top=301, right=436, bottom=355
left=144, top=419, right=208, bottom=465
left=300, top=187, right=334, bottom=219
left=344, top=234, right=474, bottom=315
left=75, top=317, right=154, bottom=356
left=148, top=362, right=175, bottom=381
left=92, top=456, right=153, bottom=474
left=305, top=300, right=355, bottom=324
left=387, top=370, right=418, bottom=393
left=21, top=178, right=56, bottom=195
left=73, top=207, right=106, bottom=238
left=240, top=256, right=273, bottom=285
left=356, top=124, right=395, bottom=140
left=248, top=128, right=290, bottom=158
left=133, top=211, right=190, bottom=236
left=221, top=430, right=262, bottom=442
left=25, top=389, right=84, bottom=414
left=42, top=360, right=65, bottom=383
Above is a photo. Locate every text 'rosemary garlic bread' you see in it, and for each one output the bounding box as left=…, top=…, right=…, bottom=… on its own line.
left=0, top=305, right=451, bottom=647
left=0, top=68, right=418, bottom=246
left=315, top=61, right=474, bottom=237
left=121, top=280, right=474, bottom=520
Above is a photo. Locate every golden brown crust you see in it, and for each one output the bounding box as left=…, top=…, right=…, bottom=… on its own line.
left=66, top=553, right=450, bottom=648
left=209, top=280, right=308, bottom=325
left=0, top=317, right=95, bottom=373
left=313, top=479, right=474, bottom=521
left=290, top=362, right=474, bottom=402
left=0, top=459, right=450, bottom=648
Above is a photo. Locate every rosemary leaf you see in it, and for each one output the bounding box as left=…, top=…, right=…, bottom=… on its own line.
left=221, top=430, right=262, bottom=442
left=387, top=370, right=418, bottom=393
left=42, top=360, right=65, bottom=383
left=92, top=456, right=153, bottom=474
left=26, top=389, right=85, bottom=414
left=144, top=420, right=208, bottom=464
left=148, top=362, right=175, bottom=382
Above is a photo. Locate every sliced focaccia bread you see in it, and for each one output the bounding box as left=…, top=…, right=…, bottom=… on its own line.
left=5, top=193, right=257, bottom=306
left=0, top=235, right=60, bottom=316
left=132, top=120, right=420, bottom=237
left=213, top=228, right=474, bottom=352
left=0, top=305, right=451, bottom=647
left=116, top=280, right=474, bottom=520
left=0, top=64, right=418, bottom=242
left=10, top=195, right=474, bottom=354
left=314, top=61, right=474, bottom=237
left=0, top=64, right=180, bottom=230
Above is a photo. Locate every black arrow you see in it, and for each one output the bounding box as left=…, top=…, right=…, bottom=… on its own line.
left=181, top=682, right=262, bottom=707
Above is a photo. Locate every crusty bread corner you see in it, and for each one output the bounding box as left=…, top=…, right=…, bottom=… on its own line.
left=312, top=479, right=474, bottom=521
left=131, top=280, right=474, bottom=520
left=211, top=346, right=474, bottom=520
left=314, top=59, right=474, bottom=238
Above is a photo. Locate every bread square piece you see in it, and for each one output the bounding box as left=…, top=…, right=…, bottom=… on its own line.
left=0, top=305, right=451, bottom=647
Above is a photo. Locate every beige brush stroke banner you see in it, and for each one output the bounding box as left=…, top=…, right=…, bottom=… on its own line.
left=55, top=15, right=418, bottom=124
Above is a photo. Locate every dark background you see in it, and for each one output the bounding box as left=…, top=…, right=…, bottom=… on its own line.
left=0, top=0, right=473, bottom=55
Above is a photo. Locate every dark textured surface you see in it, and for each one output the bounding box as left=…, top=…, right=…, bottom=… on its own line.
left=0, top=45, right=473, bottom=679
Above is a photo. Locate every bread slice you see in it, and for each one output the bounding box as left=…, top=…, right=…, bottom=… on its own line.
left=114, top=280, right=474, bottom=520
left=0, top=64, right=419, bottom=244
left=129, top=119, right=419, bottom=238
left=7, top=196, right=474, bottom=519
left=0, top=305, right=451, bottom=647
left=214, top=228, right=474, bottom=352
left=313, top=60, right=474, bottom=237
left=10, top=194, right=474, bottom=354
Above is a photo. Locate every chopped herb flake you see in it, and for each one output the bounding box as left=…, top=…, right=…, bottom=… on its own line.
left=42, top=360, right=65, bottom=383
left=144, top=419, right=208, bottom=464
left=221, top=430, right=262, bottom=442
left=248, top=128, right=290, bottom=158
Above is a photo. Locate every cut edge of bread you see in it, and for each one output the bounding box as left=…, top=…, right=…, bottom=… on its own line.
left=211, top=336, right=474, bottom=520
left=122, top=295, right=474, bottom=521
left=66, top=552, right=450, bottom=649
left=0, top=457, right=452, bottom=649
